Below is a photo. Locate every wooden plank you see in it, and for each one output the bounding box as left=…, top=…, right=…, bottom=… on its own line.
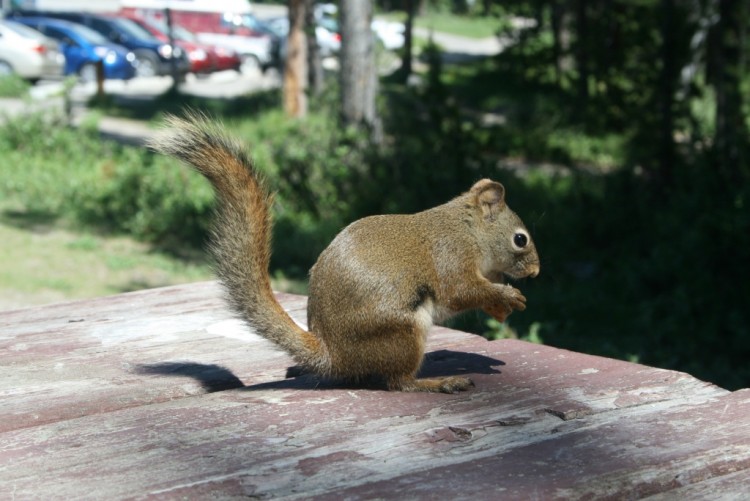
left=319, top=389, right=750, bottom=501
left=0, top=282, right=298, bottom=433
left=0, top=372, right=743, bottom=500
left=643, top=469, right=750, bottom=500
left=1, top=282, right=748, bottom=499
left=0, top=282, right=479, bottom=434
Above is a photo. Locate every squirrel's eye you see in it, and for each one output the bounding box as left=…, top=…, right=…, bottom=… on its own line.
left=513, top=231, right=529, bottom=249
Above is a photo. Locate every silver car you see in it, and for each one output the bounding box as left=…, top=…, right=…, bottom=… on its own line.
left=0, top=19, right=65, bottom=83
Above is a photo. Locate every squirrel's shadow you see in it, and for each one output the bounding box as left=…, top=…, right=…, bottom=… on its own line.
left=135, top=350, right=505, bottom=393
left=134, top=362, right=246, bottom=392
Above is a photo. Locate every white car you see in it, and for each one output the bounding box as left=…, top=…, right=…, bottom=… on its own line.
left=314, top=4, right=405, bottom=51
left=265, top=16, right=341, bottom=58
left=0, top=19, right=65, bottom=83
left=371, top=20, right=405, bottom=51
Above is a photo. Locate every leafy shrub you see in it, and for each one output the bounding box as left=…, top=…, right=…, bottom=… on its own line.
left=0, top=111, right=213, bottom=247
left=218, top=107, right=375, bottom=273
left=0, top=75, right=30, bottom=98
left=3, top=68, right=748, bottom=392
left=75, top=148, right=214, bottom=246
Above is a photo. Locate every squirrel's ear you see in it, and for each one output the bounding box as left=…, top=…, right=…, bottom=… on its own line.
left=471, top=179, right=506, bottom=219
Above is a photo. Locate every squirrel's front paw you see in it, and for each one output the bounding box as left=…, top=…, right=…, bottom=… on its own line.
left=484, top=302, right=513, bottom=322
left=503, top=285, right=527, bottom=311
left=484, top=286, right=527, bottom=321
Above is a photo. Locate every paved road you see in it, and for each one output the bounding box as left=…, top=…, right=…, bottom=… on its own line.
left=73, top=67, right=282, bottom=101
left=3, top=66, right=281, bottom=110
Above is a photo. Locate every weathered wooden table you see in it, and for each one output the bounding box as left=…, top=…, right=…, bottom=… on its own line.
left=1, top=281, right=749, bottom=499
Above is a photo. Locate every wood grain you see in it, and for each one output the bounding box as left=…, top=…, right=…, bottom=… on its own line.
left=1, top=281, right=748, bottom=499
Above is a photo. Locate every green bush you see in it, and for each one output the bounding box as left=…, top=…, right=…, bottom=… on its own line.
left=0, top=111, right=213, bottom=247
left=0, top=75, right=30, bottom=98
left=218, top=107, right=376, bottom=273
left=3, top=66, right=748, bottom=391
left=75, top=147, right=214, bottom=246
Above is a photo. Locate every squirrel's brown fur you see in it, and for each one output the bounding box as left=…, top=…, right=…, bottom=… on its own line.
left=150, top=113, right=540, bottom=393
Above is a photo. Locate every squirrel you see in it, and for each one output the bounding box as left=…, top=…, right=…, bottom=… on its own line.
left=149, top=113, right=540, bottom=393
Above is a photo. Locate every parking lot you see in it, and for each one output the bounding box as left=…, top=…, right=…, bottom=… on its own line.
left=25, top=65, right=281, bottom=103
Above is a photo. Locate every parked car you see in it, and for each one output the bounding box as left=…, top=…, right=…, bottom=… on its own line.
left=314, top=3, right=405, bottom=51
left=0, top=18, right=64, bottom=83
left=13, top=17, right=136, bottom=82
left=264, top=15, right=341, bottom=58
left=121, top=14, right=240, bottom=75
left=210, top=42, right=244, bottom=73
left=371, top=19, right=405, bottom=51
left=119, top=3, right=279, bottom=73
left=12, top=10, right=189, bottom=78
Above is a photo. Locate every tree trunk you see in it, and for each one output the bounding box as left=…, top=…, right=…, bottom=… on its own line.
left=657, top=0, right=677, bottom=186
left=306, top=0, right=324, bottom=95
left=575, top=0, right=590, bottom=106
left=714, top=0, right=747, bottom=181
left=398, top=0, right=415, bottom=80
left=283, top=0, right=308, bottom=118
left=339, top=0, right=382, bottom=140
left=551, top=0, right=573, bottom=87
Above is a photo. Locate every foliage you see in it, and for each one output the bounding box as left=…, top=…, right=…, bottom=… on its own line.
left=222, top=102, right=377, bottom=275
left=0, top=75, right=30, bottom=98
left=0, top=111, right=214, bottom=249
left=373, top=1, right=749, bottom=389
left=3, top=1, right=749, bottom=391
left=403, top=10, right=501, bottom=38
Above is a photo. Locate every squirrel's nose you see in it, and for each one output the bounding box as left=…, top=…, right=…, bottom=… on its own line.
left=528, top=264, right=540, bottom=278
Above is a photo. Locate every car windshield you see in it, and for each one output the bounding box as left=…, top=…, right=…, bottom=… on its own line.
left=70, top=23, right=111, bottom=45
left=240, top=14, right=272, bottom=34
left=109, top=17, right=158, bottom=41
left=318, top=18, right=339, bottom=33
left=1, top=19, right=48, bottom=41
left=146, top=18, right=197, bottom=42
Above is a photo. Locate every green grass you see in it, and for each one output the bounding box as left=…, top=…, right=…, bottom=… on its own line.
left=0, top=217, right=212, bottom=310
left=0, top=108, right=312, bottom=310
left=0, top=207, right=310, bottom=310
left=0, top=75, right=30, bottom=98
left=417, top=11, right=502, bottom=38
left=379, top=11, right=502, bottom=39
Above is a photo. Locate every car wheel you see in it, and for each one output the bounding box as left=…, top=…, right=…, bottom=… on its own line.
left=0, top=60, right=14, bottom=77
left=79, top=63, right=99, bottom=83
left=134, top=51, right=159, bottom=78
left=240, top=54, right=260, bottom=74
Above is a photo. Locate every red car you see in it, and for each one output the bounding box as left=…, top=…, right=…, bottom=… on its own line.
left=119, top=13, right=240, bottom=74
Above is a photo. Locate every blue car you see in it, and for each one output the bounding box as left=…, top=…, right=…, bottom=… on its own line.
left=13, top=10, right=189, bottom=78
left=14, top=17, right=136, bottom=81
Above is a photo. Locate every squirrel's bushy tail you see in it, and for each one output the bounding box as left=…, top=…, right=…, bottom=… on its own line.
left=148, top=113, right=327, bottom=373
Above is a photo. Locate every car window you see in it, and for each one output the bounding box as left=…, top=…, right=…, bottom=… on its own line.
left=241, top=14, right=261, bottom=30
left=89, top=18, right=114, bottom=36
left=240, top=14, right=273, bottom=35
left=1, top=19, right=48, bottom=41
left=71, top=24, right=111, bottom=45
left=146, top=18, right=196, bottom=42
left=318, top=18, right=339, bottom=33
left=43, top=26, right=78, bottom=47
left=110, top=17, right=157, bottom=40
left=171, top=25, right=196, bottom=41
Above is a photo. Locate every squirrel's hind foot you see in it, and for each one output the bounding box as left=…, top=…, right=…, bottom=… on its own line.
left=388, top=375, right=474, bottom=394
